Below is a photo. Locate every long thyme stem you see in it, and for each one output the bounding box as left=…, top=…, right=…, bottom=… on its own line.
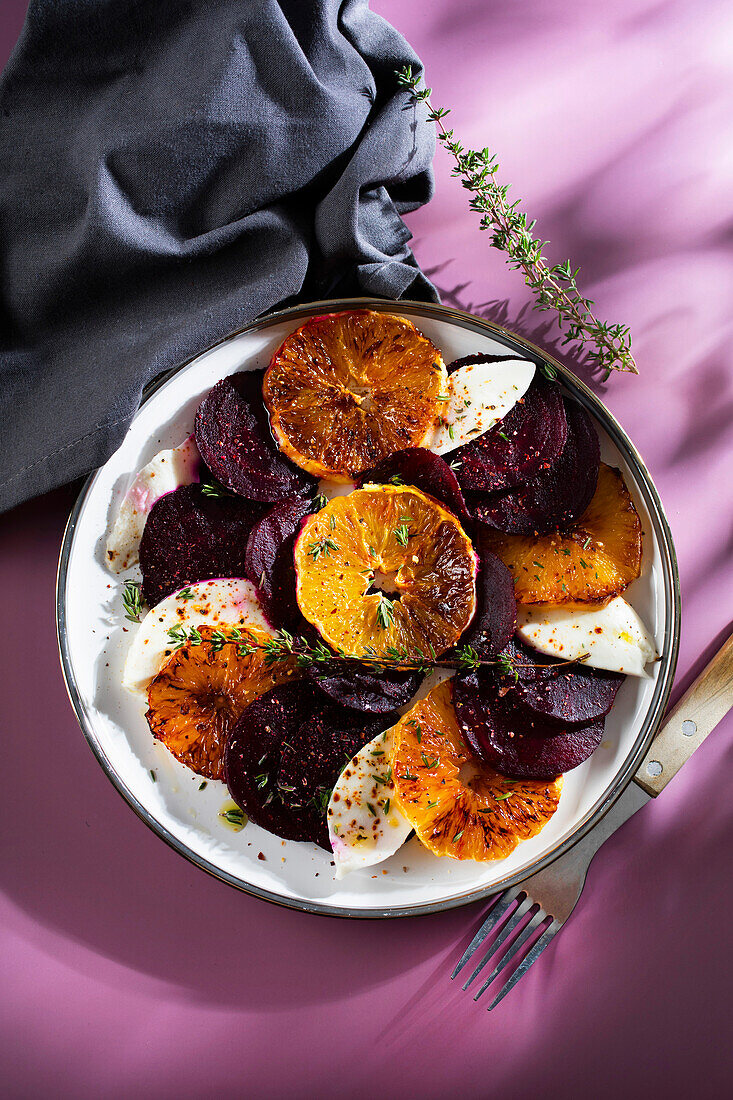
left=396, top=66, right=638, bottom=379
left=166, top=623, right=587, bottom=676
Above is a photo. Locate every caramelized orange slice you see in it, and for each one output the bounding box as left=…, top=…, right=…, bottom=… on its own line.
left=483, top=464, right=642, bottom=604
left=263, top=310, right=447, bottom=481
left=392, top=680, right=562, bottom=861
left=294, top=485, right=477, bottom=657
left=146, top=627, right=297, bottom=779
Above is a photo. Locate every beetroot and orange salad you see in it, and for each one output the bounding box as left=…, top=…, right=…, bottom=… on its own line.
left=108, top=309, right=657, bottom=877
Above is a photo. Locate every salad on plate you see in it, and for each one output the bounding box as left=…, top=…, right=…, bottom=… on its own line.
left=106, top=309, right=656, bottom=879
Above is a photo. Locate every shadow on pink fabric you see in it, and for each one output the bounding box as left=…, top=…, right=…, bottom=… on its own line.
left=1, top=1, right=732, bottom=1097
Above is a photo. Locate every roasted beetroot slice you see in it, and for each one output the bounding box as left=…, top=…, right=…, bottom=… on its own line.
left=139, top=484, right=264, bottom=606
left=358, top=447, right=469, bottom=521
left=195, top=370, right=318, bottom=502
left=446, top=353, right=526, bottom=375
left=244, top=496, right=313, bottom=630
left=453, top=376, right=568, bottom=493
left=506, top=638, right=623, bottom=725
left=469, top=398, right=601, bottom=537
left=224, top=683, right=397, bottom=848
left=454, top=670, right=604, bottom=780
left=224, top=682, right=322, bottom=843
left=457, top=529, right=516, bottom=658
left=307, top=660, right=422, bottom=713
left=278, top=706, right=398, bottom=847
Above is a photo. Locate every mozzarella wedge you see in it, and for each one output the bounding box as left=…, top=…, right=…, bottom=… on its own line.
left=106, top=437, right=201, bottom=573
left=122, top=578, right=271, bottom=694
left=517, top=597, right=657, bottom=677
left=328, top=725, right=411, bottom=878
left=425, top=358, right=535, bottom=455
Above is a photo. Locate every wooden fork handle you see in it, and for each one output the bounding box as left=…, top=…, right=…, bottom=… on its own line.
left=634, top=629, right=733, bottom=796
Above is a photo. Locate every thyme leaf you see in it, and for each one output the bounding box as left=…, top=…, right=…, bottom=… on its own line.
left=122, top=579, right=144, bottom=623
left=394, top=523, right=411, bottom=547
left=201, top=478, right=236, bottom=500
left=307, top=538, right=339, bottom=561
left=375, top=593, right=396, bottom=630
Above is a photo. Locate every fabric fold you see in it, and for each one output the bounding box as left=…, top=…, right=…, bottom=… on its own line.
left=0, top=0, right=437, bottom=512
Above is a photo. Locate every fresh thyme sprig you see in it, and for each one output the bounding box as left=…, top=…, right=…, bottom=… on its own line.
left=122, top=579, right=144, bottom=623
left=200, top=477, right=237, bottom=500
left=394, top=520, right=411, bottom=547
left=396, top=65, right=638, bottom=379
left=375, top=592, right=396, bottom=630
left=164, top=623, right=587, bottom=675
left=496, top=650, right=520, bottom=684
left=307, top=538, right=339, bottom=561
left=168, top=622, right=202, bottom=647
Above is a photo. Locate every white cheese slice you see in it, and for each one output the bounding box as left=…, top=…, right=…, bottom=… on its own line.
left=122, top=578, right=271, bottom=694
left=328, top=725, right=411, bottom=878
left=517, top=597, right=658, bottom=677
left=425, top=358, right=535, bottom=455
left=106, top=437, right=201, bottom=573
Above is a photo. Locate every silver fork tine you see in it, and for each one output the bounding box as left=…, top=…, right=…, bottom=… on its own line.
left=462, top=895, right=534, bottom=990
left=451, top=886, right=522, bottom=980
left=487, top=918, right=561, bottom=1011
left=472, top=907, right=545, bottom=1001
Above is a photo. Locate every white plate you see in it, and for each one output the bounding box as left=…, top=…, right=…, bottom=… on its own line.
left=56, top=299, right=680, bottom=917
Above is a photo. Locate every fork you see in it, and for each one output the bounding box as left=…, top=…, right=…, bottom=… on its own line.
left=452, top=629, right=733, bottom=1009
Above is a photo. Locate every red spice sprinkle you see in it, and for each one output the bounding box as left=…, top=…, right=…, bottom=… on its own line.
left=257, top=852, right=266, bottom=861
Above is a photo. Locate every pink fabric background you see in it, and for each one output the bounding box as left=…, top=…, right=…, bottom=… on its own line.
left=1, top=1, right=732, bottom=1096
